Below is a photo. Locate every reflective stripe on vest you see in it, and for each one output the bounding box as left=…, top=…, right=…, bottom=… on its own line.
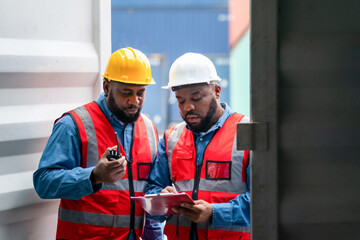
left=166, top=215, right=251, bottom=233
left=102, top=179, right=147, bottom=192
left=142, top=114, right=158, bottom=161
left=73, top=105, right=99, bottom=168
left=59, top=207, right=145, bottom=229
left=174, top=177, right=246, bottom=193
left=166, top=122, right=186, bottom=181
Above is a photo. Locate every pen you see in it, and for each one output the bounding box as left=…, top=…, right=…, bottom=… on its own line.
left=172, top=176, right=177, bottom=191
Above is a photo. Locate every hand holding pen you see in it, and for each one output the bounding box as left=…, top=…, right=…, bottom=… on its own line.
left=160, top=177, right=178, bottom=194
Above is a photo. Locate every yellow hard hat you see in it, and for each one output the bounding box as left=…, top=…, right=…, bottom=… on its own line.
left=102, top=47, right=155, bottom=85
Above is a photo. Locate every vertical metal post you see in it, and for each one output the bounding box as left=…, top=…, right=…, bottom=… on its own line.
left=250, top=0, right=278, bottom=239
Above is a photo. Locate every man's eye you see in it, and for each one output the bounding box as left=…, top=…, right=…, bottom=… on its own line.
left=192, top=98, right=201, bottom=102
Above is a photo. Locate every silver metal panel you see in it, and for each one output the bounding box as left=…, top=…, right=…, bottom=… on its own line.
left=251, top=0, right=360, bottom=239
left=0, top=0, right=111, bottom=239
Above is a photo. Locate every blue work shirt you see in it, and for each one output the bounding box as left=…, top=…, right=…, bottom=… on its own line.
left=33, top=92, right=163, bottom=240
left=145, top=103, right=251, bottom=239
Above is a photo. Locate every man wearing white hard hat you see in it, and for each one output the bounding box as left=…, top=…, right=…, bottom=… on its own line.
left=146, top=53, right=251, bottom=240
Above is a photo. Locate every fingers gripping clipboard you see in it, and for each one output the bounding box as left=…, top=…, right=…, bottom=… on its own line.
left=131, top=192, right=195, bottom=216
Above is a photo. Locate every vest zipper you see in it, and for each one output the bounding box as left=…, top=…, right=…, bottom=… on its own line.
left=190, top=130, right=218, bottom=240
left=191, top=130, right=217, bottom=200
left=190, top=134, right=202, bottom=240
left=128, top=127, right=136, bottom=239
left=190, top=161, right=202, bottom=240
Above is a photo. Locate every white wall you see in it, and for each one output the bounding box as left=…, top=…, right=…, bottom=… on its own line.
left=0, top=0, right=111, bottom=238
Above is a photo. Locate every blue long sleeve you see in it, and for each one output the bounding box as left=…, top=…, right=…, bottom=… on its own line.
left=33, top=115, right=101, bottom=200
left=211, top=163, right=251, bottom=227
left=142, top=216, right=165, bottom=240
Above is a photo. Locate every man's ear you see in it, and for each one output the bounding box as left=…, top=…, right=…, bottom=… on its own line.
left=214, top=85, right=221, bottom=99
left=103, top=79, right=110, bottom=97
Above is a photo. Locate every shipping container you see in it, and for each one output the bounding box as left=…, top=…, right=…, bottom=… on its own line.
left=0, top=1, right=111, bottom=239
left=241, top=0, right=360, bottom=239
left=111, top=0, right=229, bottom=131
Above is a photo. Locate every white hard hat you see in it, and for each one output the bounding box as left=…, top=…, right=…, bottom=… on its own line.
left=162, top=52, right=221, bottom=90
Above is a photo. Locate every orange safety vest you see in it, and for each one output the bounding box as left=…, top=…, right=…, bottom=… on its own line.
left=164, top=113, right=250, bottom=240
left=56, top=102, right=158, bottom=240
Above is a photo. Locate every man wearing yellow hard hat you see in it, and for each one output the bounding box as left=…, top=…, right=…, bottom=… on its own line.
left=34, top=47, right=161, bottom=240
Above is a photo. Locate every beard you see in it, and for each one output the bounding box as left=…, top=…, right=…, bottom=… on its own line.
left=183, top=97, right=218, bottom=133
left=107, top=90, right=141, bottom=124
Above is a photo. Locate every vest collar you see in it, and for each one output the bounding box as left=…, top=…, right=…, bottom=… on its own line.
left=188, top=102, right=233, bottom=138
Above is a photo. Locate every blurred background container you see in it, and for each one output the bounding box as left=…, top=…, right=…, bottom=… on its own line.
left=111, top=0, right=250, bottom=134
left=0, top=0, right=251, bottom=238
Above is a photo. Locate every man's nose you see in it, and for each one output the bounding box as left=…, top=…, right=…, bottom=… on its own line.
left=128, top=95, right=140, bottom=105
left=183, top=102, right=195, bottom=112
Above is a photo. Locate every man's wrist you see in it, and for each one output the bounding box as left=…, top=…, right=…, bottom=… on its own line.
left=90, top=170, right=99, bottom=185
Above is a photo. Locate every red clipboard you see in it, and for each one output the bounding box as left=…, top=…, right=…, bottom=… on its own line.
left=131, top=192, right=195, bottom=216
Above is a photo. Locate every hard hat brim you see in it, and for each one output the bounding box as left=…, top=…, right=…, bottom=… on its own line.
left=162, top=79, right=220, bottom=90
left=103, top=75, right=156, bottom=85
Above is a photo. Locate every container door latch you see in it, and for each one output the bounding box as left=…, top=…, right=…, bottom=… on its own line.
left=236, top=122, right=268, bottom=151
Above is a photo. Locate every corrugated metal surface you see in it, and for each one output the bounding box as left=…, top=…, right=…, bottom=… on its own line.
left=251, top=0, right=360, bottom=239
left=111, top=0, right=229, bottom=127
left=0, top=0, right=111, bottom=239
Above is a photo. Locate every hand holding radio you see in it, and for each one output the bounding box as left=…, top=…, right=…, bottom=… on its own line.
left=107, top=132, right=122, bottom=161
left=90, top=132, right=127, bottom=184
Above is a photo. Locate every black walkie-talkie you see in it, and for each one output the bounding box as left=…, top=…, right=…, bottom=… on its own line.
left=107, top=132, right=122, bottom=161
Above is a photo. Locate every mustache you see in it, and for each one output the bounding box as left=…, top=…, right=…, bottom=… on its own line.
left=124, top=105, right=139, bottom=110
left=185, top=111, right=200, bottom=118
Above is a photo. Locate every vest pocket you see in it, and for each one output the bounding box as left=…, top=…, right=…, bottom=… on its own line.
left=137, top=162, right=151, bottom=181
left=174, top=150, right=195, bottom=181
left=174, top=149, right=193, bottom=160
left=205, top=160, right=232, bottom=180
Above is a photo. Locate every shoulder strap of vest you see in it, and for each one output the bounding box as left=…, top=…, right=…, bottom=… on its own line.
left=164, top=122, right=186, bottom=158
left=139, top=113, right=159, bottom=161
left=232, top=113, right=250, bottom=181
left=230, top=112, right=251, bottom=182
left=67, top=101, right=106, bottom=168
